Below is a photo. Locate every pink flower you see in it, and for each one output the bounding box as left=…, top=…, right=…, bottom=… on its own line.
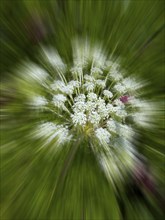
left=120, top=95, right=129, bottom=103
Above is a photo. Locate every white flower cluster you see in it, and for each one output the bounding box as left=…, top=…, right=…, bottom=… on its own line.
left=29, top=57, right=145, bottom=147
left=18, top=41, right=153, bottom=184
left=30, top=96, right=48, bottom=107
left=34, top=122, right=72, bottom=147
left=113, top=77, right=143, bottom=94
left=21, top=42, right=151, bottom=183
left=47, top=65, right=138, bottom=146
left=95, top=128, right=111, bottom=145
left=51, top=80, right=79, bottom=95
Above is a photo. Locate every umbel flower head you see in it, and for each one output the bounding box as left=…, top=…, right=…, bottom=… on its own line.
left=17, top=39, right=152, bottom=184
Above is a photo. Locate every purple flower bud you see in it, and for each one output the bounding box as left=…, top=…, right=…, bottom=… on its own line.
left=120, top=95, right=129, bottom=103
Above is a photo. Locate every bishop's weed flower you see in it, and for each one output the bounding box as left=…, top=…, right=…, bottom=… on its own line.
left=1, top=0, right=164, bottom=219
left=11, top=40, right=156, bottom=186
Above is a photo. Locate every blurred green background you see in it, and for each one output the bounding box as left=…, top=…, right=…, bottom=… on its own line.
left=0, top=0, right=164, bottom=219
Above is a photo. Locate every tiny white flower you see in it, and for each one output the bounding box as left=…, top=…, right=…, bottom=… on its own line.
left=106, top=103, right=114, bottom=113
left=98, top=105, right=109, bottom=119
left=103, top=90, right=113, bottom=98
left=68, top=80, right=80, bottom=88
left=71, top=112, right=87, bottom=126
left=119, top=125, right=134, bottom=140
left=107, top=119, right=117, bottom=133
left=87, top=92, right=97, bottom=101
left=53, top=94, right=67, bottom=108
left=110, top=106, right=121, bottom=113
left=31, top=96, right=48, bottom=107
left=86, top=101, right=97, bottom=112
left=74, top=94, right=86, bottom=102
left=115, top=109, right=127, bottom=118
left=97, top=97, right=106, bottom=105
left=113, top=83, right=126, bottom=94
left=88, top=111, right=101, bottom=127
left=56, top=126, right=72, bottom=145
left=50, top=80, right=65, bottom=91
left=71, top=66, right=83, bottom=77
left=84, top=74, right=95, bottom=82
left=109, top=69, right=123, bottom=81
left=83, top=82, right=95, bottom=91
left=63, top=84, right=74, bottom=95
left=51, top=81, right=74, bottom=95
left=97, top=99, right=109, bottom=118
left=72, top=101, right=86, bottom=113
left=113, top=99, right=124, bottom=107
left=96, top=79, right=106, bottom=88
left=45, top=125, right=71, bottom=146
left=34, top=122, right=71, bottom=146
left=91, top=67, right=103, bottom=75
left=95, top=128, right=111, bottom=145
